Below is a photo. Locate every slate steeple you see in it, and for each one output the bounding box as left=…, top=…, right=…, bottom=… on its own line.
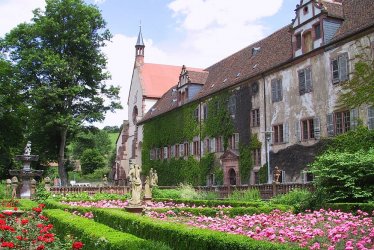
left=135, top=25, right=145, bottom=66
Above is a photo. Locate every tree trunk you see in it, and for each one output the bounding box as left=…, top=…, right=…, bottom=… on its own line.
left=58, top=127, right=68, bottom=186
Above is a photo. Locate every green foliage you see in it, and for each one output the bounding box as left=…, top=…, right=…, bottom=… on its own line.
left=310, top=149, right=374, bottom=202
left=214, top=167, right=224, bottom=185
left=202, top=92, right=234, bottom=150
left=199, top=153, right=215, bottom=184
left=80, top=149, right=106, bottom=175
left=324, top=202, right=374, bottom=214
left=152, top=184, right=202, bottom=200
left=34, top=183, right=51, bottom=201
left=70, top=129, right=112, bottom=159
left=239, top=134, right=262, bottom=184
left=1, top=0, right=121, bottom=185
left=228, top=189, right=262, bottom=202
left=338, top=40, right=374, bottom=108
left=270, top=189, right=312, bottom=213
left=258, top=164, right=268, bottom=184
left=43, top=209, right=169, bottom=250
left=103, top=126, right=120, bottom=133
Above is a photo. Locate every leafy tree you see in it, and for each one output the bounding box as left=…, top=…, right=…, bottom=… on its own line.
left=0, top=57, right=27, bottom=177
left=80, top=148, right=106, bottom=175
left=0, top=0, right=121, bottom=185
left=102, top=126, right=120, bottom=133
left=71, top=129, right=111, bottom=158
left=338, top=37, right=374, bottom=108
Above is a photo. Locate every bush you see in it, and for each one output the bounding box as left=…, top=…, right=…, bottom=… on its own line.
left=43, top=209, right=171, bottom=250
left=80, top=149, right=106, bottom=175
left=324, top=202, right=374, bottom=214
left=311, top=149, right=374, bottom=202
left=270, top=189, right=312, bottom=212
left=228, top=189, right=261, bottom=202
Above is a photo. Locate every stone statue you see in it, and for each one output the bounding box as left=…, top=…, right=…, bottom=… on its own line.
left=144, top=176, right=152, bottom=199
left=151, top=169, right=158, bottom=187
left=274, top=166, right=281, bottom=183
left=24, top=141, right=31, bottom=155
left=129, top=163, right=142, bottom=206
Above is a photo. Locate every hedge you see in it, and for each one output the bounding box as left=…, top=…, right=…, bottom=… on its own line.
left=154, top=198, right=293, bottom=210
left=92, top=208, right=303, bottom=250
left=43, top=209, right=170, bottom=250
left=0, top=199, right=38, bottom=210
left=325, top=203, right=374, bottom=214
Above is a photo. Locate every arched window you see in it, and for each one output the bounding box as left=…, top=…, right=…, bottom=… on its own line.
left=132, top=106, right=138, bottom=124
left=229, top=168, right=236, bottom=185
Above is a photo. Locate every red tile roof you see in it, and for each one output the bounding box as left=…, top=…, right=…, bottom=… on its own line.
left=140, top=0, right=374, bottom=123
left=140, top=63, right=204, bottom=98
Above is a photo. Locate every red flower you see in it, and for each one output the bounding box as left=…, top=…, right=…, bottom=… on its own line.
left=38, top=204, right=46, bottom=209
left=72, top=241, right=84, bottom=249
left=0, top=214, right=4, bottom=218
left=32, top=207, right=42, bottom=213
left=37, top=223, right=44, bottom=228
left=13, top=207, right=18, bottom=211
left=2, top=211, right=13, bottom=216
left=16, top=235, right=22, bottom=240
left=21, top=219, right=29, bottom=225
left=36, top=245, right=45, bottom=250
left=1, top=241, right=15, bottom=248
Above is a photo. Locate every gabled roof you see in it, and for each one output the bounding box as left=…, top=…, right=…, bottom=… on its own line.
left=140, top=0, right=374, bottom=124
left=187, top=70, right=209, bottom=85
left=321, top=0, right=344, bottom=19
left=140, top=63, right=203, bottom=98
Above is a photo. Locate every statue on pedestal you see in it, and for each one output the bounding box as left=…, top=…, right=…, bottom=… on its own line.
left=151, top=169, right=158, bottom=187
left=129, top=163, right=142, bottom=206
left=144, top=176, right=152, bottom=199
left=274, top=166, right=281, bottom=183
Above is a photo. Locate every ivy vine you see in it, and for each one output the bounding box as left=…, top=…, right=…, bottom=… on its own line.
left=239, top=134, right=262, bottom=184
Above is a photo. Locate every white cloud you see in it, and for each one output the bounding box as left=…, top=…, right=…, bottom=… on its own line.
left=167, top=0, right=284, bottom=66
left=93, top=0, right=106, bottom=4
left=0, top=0, right=45, bottom=37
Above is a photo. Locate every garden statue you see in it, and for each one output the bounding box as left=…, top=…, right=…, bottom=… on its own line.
left=128, top=163, right=142, bottom=206
left=11, top=176, right=18, bottom=198
left=151, top=169, right=158, bottom=187
left=24, top=141, right=31, bottom=155
left=144, top=176, right=152, bottom=199
left=274, top=166, right=281, bottom=183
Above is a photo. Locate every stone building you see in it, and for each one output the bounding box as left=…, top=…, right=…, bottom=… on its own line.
left=115, top=27, right=203, bottom=181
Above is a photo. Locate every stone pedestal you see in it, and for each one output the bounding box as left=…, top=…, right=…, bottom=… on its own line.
left=124, top=206, right=143, bottom=213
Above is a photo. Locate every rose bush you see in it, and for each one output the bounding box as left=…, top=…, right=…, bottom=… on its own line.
left=0, top=204, right=84, bottom=249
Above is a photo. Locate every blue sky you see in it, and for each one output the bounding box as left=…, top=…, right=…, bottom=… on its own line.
left=0, top=0, right=299, bottom=128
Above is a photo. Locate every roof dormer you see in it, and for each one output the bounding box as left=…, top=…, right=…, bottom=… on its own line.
left=291, top=0, right=343, bottom=58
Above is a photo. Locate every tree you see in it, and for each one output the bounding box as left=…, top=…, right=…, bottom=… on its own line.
left=0, top=0, right=121, bottom=185
left=80, top=148, right=106, bottom=175
left=71, top=129, right=111, bottom=158
left=338, top=37, right=374, bottom=108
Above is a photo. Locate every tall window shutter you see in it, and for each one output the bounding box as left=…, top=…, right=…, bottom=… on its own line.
left=210, top=138, right=216, bottom=152
left=350, top=108, right=358, bottom=129
left=164, top=147, right=168, bottom=159
left=339, top=53, right=349, bottom=81
left=327, top=113, right=334, bottom=136
left=298, top=70, right=305, bottom=95
left=313, top=117, right=321, bottom=139
left=180, top=144, right=184, bottom=156
left=171, top=145, right=175, bottom=158
left=368, top=106, right=374, bottom=129
left=190, top=142, right=193, bottom=156
left=305, top=68, right=312, bottom=92
left=295, top=121, right=301, bottom=142
left=271, top=80, right=276, bottom=102
left=277, top=80, right=283, bottom=101
left=283, top=122, right=289, bottom=143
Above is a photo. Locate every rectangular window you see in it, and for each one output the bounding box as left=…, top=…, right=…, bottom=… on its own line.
left=203, top=104, right=208, bottom=120
left=193, top=141, right=199, bottom=155
left=179, top=144, right=184, bottom=157
left=252, top=148, right=261, bottom=166
left=229, top=133, right=239, bottom=150
left=175, top=144, right=180, bottom=157
left=228, top=95, right=236, bottom=116
left=301, top=119, right=315, bottom=140
left=331, top=53, right=349, bottom=84
left=335, top=110, right=350, bottom=135
left=314, top=23, right=321, bottom=39
left=271, top=78, right=282, bottom=102
left=251, top=109, right=260, bottom=127
left=273, top=124, right=284, bottom=144
left=216, top=136, right=223, bottom=152
left=296, top=33, right=302, bottom=49
left=171, top=145, right=175, bottom=158
left=193, top=108, right=199, bottom=121
left=368, top=106, right=374, bottom=130
left=184, top=142, right=189, bottom=156
left=298, top=67, right=312, bottom=95
left=163, top=147, right=168, bottom=159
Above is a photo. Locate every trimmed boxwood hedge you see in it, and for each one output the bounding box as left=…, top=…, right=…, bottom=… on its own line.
left=43, top=209, right=170, bottom=250
left=44, top=200, right=303, bottom=250
left=325, top=203, right=374, bottom=213
left=92, top=209, right=303, bottom=250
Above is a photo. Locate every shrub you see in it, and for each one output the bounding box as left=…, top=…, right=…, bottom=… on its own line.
left=228, top=189, right=261, bottom=202
left=80, top=148, right=106, bottom=175
left=311, top=149, right=374, bottom=202
left=270, top=189, right=312, bottom=212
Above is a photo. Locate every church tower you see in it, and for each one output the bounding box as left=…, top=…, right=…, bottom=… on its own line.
left=135, top=26, right=145, bottom=67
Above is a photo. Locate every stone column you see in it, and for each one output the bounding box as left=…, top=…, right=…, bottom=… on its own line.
left=44, top=177, right=51, bottom=192
left=30, top=179, right=37, bottom=199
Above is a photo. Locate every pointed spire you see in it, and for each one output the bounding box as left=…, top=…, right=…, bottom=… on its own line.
left=135, top=22, right=145, bottom=66
left=136, top=22, right=145, bottom=47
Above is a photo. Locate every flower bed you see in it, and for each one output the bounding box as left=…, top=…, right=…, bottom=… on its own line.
left=147, top=208, right=373, bottom=250
left=0, top=203, right=83, bottom=250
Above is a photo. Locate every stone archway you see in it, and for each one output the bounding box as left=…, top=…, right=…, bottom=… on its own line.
left=228, top=168, right=236, bottom=185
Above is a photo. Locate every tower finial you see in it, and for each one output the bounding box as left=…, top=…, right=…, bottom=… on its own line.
left=136, top=22, right=144, bottom=47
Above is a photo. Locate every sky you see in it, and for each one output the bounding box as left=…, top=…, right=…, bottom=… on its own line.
left=0, top=0, right=299, bottom=128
